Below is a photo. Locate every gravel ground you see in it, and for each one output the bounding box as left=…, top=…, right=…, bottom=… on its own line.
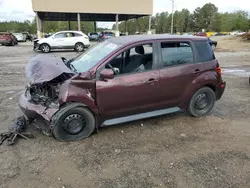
left=0, top=37, right=250, bottom=188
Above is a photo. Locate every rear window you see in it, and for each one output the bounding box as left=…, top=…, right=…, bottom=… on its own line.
left=104, top=32, right=114, bottom=36
left=194, top=41, right=215, bottom=62
left=160, top=42, right=194, bottom=67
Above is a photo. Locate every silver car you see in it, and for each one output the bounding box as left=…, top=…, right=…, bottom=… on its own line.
left=13, top=33, right=26, bottom=42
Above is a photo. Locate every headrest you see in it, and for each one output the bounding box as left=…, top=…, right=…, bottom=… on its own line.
left=135, top=46, right=145, bottom=55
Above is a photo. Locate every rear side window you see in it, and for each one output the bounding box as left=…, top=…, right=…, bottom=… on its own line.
left=160, top=42, right=194, bottom=67
left=194, top=41, right=215, bottom=62
left=74, top=32, right=83, bottom=37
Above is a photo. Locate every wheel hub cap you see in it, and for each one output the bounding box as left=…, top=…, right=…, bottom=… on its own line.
left=195, top=94, right=208, bottom=110
left=77, top=45, right=83, bottom=51
left=63, top=114, right=85, bottom=134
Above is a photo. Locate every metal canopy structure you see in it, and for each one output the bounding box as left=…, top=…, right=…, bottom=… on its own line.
left=32, top=0, right=153, bottom=38
left=38, top=12, right=147, bottom=22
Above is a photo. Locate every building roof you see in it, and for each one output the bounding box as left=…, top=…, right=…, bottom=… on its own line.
left=109, top=34, right=208, bottom=45
left=32, top=0, right=152, bottom=21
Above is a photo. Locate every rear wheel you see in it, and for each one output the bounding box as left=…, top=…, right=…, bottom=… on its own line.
left=40, top=43, right=51, bottom=53
left=11, top=41, right=15, bottom=46
left=74, top=42, right=84, bottom=52
left=52, top=105, right=95, bottom=142
left=188, top=87, right=216, bottom=117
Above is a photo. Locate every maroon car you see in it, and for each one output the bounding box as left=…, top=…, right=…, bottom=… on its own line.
left=19, top=35, right=226, bottom=141
left=196, top=32, right=207, bottom=37
left=0, top=32, right=18, bottom=46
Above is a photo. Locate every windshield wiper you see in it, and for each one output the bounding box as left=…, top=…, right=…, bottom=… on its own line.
left=70, top=63, right=77, bottom=72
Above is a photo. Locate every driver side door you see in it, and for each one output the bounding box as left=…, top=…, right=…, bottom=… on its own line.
left=96, top=42, right=160, bottom=119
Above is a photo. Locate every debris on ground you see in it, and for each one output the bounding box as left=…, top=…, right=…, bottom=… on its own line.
left=0, top=116, right=34, bottom=146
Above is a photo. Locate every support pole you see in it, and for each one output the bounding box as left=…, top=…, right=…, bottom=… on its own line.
left=148, top=16, right=152, bottom=34
left=125, top=20, right=127, bottom=35
left=35, top=12, right=42, bottom=39
left=171, top=0, right=175, bottom=34
left=136, top=16, right=139, bottom=34
left=94, top=21, right=97, bottom=33
left=68, top=21, right=71, bottom=30
left=115, top=14, right=119, bottom=37
left=77, top=13, right=81, bottom=31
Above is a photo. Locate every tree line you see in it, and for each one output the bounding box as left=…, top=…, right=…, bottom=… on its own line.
left=0, top=19, right=108, bottom=34
left=0, top=3, right=249, bottom=35
left=114, top=3, right=250, bottom=34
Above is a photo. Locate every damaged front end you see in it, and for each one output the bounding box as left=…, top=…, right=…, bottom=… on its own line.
left=19, top=54, right=76, bottom=133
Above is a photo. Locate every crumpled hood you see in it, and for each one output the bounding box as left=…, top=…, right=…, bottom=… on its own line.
left=25, top=54, right=75, bottom=84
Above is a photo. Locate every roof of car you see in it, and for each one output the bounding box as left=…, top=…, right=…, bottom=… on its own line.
left=58, top=30, right=83, bottom=34
left=108, top=34, right=208, bottom=45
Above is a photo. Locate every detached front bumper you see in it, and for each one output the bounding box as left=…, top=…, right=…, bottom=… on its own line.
left=19, top=91, right=59, bottom=122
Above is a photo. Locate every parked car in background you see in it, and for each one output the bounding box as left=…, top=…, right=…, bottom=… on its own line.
left=196, top=32, right=207, bottom=37
left=120, top=32, right=126, bottom=36
left=208, top=37, right=217, bottom=50
left=230, top=31, right=246, bottom=36
left=33, top=30, right=90, bottom=53
left=0, top=32, right=18, bottom=46
left=22, top=32, right=33, bottom=41
left=20, top=34, right=225, bottom=141
left=13, top=33, right=26, bottom=42
left=88, top=32, right=99, bottom=41
left=213, top=32, right=227, bottom=36
left=99, top=31, right=114, bottom=41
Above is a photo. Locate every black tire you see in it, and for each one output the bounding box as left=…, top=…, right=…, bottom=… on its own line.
left=74, top=42, right=84, bottom=52
left=40, top=43, right=51, bottom=53
left=188, top=87, right=216, bottom=117
left=52, top=105, right=95, bottom=142
left=11, top=41, right=15, bottom=46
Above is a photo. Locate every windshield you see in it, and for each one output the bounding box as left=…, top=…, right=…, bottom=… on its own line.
left=71, top=40, right=121, bottom=73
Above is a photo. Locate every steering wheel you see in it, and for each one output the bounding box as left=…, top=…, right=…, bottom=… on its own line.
left=107, top=63, right=117, bottom=75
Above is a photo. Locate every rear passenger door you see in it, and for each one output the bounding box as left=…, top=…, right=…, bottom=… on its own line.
left=63, top=32, right=76, bottom=47
left=158, top=40, right=203, bottom=108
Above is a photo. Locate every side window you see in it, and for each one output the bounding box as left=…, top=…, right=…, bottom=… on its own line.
left=65, top=32, right=74, bottom=37
left=161, top=42, right=194, bottom=67
left=120, top=43, right=154, bottom=75
left=194, top=41, right=215, bottom=62
left=54, top=33, right=66, bottom=38
left=101, top=43, right=154, bottom=77
left=74, top=32, right=82, bottom=37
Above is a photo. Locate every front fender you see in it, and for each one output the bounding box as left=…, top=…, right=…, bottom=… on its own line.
left=59, top=79, right=99, bottom=115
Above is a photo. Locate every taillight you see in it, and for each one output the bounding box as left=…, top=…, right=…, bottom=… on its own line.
left=216, top=67, right=222, bottom=76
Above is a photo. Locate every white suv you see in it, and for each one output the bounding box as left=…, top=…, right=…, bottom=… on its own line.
left=34, top=31, right=90, bottom=53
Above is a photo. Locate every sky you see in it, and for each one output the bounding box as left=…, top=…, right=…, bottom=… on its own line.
left=0, top=0, right=250, bottom=28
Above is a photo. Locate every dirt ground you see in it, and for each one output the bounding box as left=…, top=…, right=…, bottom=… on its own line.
left=0, top=36, right=250, bottom=188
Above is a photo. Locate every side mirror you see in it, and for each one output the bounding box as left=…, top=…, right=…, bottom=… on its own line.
left=100, top=69, right=114, bottom=80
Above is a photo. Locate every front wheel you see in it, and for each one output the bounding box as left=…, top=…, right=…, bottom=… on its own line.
left=188, top=87, right=216, bottom=117
left=40, top=43, right=51, bottom=53
left=52, top=105, right=95, bottom=142
left=74, top=42, right=84, bottom=52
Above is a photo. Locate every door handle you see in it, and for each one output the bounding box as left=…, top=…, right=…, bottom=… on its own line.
left=146, top=78, right=156, bottom=84
left=193, top=69, right=201, bottom=74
